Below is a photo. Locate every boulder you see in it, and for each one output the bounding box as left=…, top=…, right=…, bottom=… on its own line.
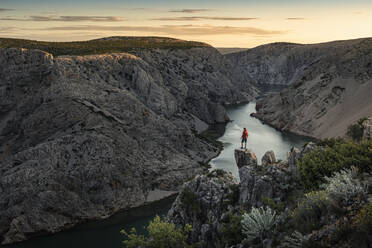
left=234, top=149, right=257, bottom=168
left=261, top=150, right=276, bottom=166
left=288, top=147, right=301, bottom=179
left=362, top=117, right=372, bottom=140
left=288, top=142, right=317, bottom=179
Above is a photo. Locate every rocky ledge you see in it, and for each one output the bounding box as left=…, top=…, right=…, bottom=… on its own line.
left=168, top=141, right=372, bottom=247
left=167, top=143, right=317, bottom=247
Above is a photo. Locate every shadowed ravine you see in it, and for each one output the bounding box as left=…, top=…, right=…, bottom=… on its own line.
left=5, top=103, right=311, bottom=248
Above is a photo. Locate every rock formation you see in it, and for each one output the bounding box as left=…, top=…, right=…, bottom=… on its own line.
left=234, top=149, right=257, bottom=168
left=261, top=150, right=276, bottom=166
left=362, top=117, right=372, bottom=140
left=0, top=43, right=258, bottom=244
left=168, top=141, right=369, bottom=248
left=167, top=171, right=238, bottom=247
left=227, top=38, right=372, bottom=138
left=168, top=148, right=298, bottom=247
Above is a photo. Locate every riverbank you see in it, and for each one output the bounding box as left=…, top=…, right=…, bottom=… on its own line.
left=3, top=102, right=314, bottom=247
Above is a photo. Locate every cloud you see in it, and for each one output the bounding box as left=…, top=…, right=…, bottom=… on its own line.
left=0, top=15, right=123, bottom=22
left=286, top=18, right=306, bottom=20
left=151, top=16, right=258, bottom=21
left=0, top=8, right=14, bottom=12
left=169, top=9, right=211, bottom=13
left=40, top=24, right=287, bottom=36
left=0, top=26, right=17, bottom=33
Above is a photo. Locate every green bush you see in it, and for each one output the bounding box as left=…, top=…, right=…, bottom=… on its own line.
left=346, top=118, right=367, bottom=141
left=227, top=184, right=240, bottom=205
left=321, top=167, right=367, bottom=203
left=353, top=202, right=372, bottom=231
left=180, top=187, right=201, bottom=215
left=221, top=212, right=243, bottom=247
left=291, top=191, right=332, bottom=234
left=350, top=203, right=372, bottom=247
left=261, top=196, right=285, bottom=213
left=298, top=139, right=372, bottom=190
left=280, top=231, right=311, bottom=248
left=121, top=215, right=193, bottom=248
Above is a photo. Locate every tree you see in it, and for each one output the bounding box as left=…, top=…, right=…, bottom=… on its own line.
left=121, top=215, right=193, bottom=248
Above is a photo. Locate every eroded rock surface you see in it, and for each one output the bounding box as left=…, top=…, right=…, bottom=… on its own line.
left=234, top=149, right=257, bottom=168
left=167, top=171, right=238, bottom=247
left=0, top=46, right=257, bottom=244
left=168, top=148, right=298, bottom=247
left=227, top=38, right=372, bottom=138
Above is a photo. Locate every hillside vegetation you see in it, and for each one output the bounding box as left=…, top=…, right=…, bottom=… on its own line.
left=0, top=36, right=209, bottom=56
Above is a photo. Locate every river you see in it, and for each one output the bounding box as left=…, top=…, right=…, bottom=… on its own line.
left=210, top=102, right=313, bottom=179
left=5, top=102, right=312, bottom=248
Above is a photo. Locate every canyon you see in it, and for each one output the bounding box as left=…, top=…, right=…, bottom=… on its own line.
left=0, top=36, right=371, bottom=244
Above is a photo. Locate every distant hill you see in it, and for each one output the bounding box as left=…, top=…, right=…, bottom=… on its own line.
left=225, top=38, right=372, bottom=138
left=0, top=36, right=210, bottom=56
left=217, top=47, right=248, bottom=55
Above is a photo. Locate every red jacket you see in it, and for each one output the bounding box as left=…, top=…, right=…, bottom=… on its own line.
left=242, top=130, right=248, bottom=138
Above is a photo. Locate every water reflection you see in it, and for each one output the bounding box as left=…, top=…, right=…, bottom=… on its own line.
left=210, top=103, right=313, bottom=179
left=5, top=196, right=176, bottom=248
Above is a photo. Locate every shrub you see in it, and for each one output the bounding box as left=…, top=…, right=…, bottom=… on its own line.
left=298, top=139, right=372, bottom=190
left=180, top=187, right=201, bottom=215
left=221, top=212, right=243, bottom=247
left=349, top=203, right=372, bottom=247
left=346, top=117, right=367, bottom=141
left=207, top=169, right=227, bottom=178
left=353, top=202, right=372, bottom=231
left=121, top=215, right=193, bottom=248
left=261, top=196, right=285, bottom=212
left=280, top=231, right=310, bottom=248
left=321, top=167, right=367, bottom=203
left=241, top=206, right=279, bottom=242
left=227, top=184, right=240, bottom=205
left=291, top=191, right=332, bottom=233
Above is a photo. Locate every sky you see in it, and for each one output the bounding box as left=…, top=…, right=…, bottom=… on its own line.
left=0, top=0, right=372, bottom=47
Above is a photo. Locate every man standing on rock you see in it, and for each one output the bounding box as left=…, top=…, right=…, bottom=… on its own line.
left=241, top=128, right=249, bottom=149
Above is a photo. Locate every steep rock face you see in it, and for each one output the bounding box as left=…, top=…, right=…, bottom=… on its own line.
left=168, top=149, right=298, bottom=247
left=225, top=43, right=303, bottom=88
left=236, top=38, right=372, bottom=138
left=234, top=149, right=257, bottom=168
left=134, top=47, right=259, bottom=122
left=0, top=46, right=256, bottom=244
left=362, top=117, right=372, bottom=140
left=167, top=171, right=238, bottom=247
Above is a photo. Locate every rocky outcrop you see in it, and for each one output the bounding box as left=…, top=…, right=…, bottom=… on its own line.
left=238, top=150, right=292, bottom=209
left=168, top=142, right=372, bottom=248
left=168, top=149, right=298, bottom=247
left=0, top=44, right=258, bottom=244
left=261, top=150, right=276, bottom=166
left=287, top=142, right=317, bottom=179
left=167, top=170, right=238, bottom=247
left=362, top=117, right=372, bottom=140
left=234, top=149, right=257, bottom=168
left=227, top=38, right=372, bottom=138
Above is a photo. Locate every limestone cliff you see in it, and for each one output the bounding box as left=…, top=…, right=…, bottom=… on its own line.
left=227, top=38, right=372, bottom=138
left=0, top=45, right=257, bottom=244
